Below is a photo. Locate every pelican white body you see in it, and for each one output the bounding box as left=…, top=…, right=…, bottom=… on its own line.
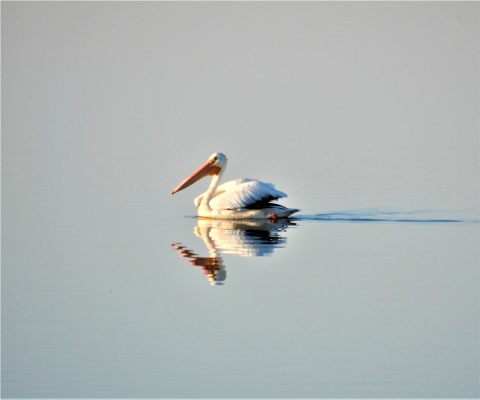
left=172, top=153, right=299, bottom=220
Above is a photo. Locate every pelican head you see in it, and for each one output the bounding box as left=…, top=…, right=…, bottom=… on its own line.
left=172, top=153, right=227, bottom=195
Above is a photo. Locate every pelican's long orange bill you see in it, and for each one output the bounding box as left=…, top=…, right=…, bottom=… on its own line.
left=171, top=160, right=221, bottom=195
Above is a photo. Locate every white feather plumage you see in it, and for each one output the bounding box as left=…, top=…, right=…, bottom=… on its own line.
left=172, top=152, right=298, bottom=219
left=194, top=179, right=286, bottom=210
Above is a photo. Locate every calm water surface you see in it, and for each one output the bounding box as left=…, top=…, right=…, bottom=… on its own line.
left=3, top=2, right=478, bottom=398
left=2, top=196, right=478, bottom=398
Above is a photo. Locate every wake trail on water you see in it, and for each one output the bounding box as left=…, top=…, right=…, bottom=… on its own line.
left=292, top=209, right=479, bottom=224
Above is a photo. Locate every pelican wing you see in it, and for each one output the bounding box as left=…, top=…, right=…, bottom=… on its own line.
left=209, top=180, right=287, bottom=210
left=194, top=178, right=253, bottom=207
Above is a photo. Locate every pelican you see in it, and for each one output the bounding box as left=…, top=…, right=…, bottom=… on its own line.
left=171, top=153, right=299, bottom=219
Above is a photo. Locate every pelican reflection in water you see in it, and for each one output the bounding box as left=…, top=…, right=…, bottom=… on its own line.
left=172, top=219, right=296, bottom=285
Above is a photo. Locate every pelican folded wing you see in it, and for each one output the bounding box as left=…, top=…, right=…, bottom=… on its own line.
left=194, top=178, right=253, bottom=207
left=209, top=180, right=287, bottom=210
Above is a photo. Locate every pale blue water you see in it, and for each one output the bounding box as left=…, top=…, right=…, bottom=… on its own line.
left=3, top=202, right=478, bottom=397
left=2, top=2, right=479, bottom=398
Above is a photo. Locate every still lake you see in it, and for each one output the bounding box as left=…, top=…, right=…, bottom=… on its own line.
left=2, top=193, right=478, bottom=398
left=2, top=2, right=479, bottom=397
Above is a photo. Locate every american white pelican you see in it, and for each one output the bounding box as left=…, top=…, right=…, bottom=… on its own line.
left=171, top=153, right=299, bottom=220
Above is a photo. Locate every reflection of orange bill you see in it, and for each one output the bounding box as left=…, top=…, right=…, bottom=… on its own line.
left=171, top=243, right=225, bottom=285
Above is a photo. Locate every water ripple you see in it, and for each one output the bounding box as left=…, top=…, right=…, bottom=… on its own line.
left=293, top=210, right=479, bottom=224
